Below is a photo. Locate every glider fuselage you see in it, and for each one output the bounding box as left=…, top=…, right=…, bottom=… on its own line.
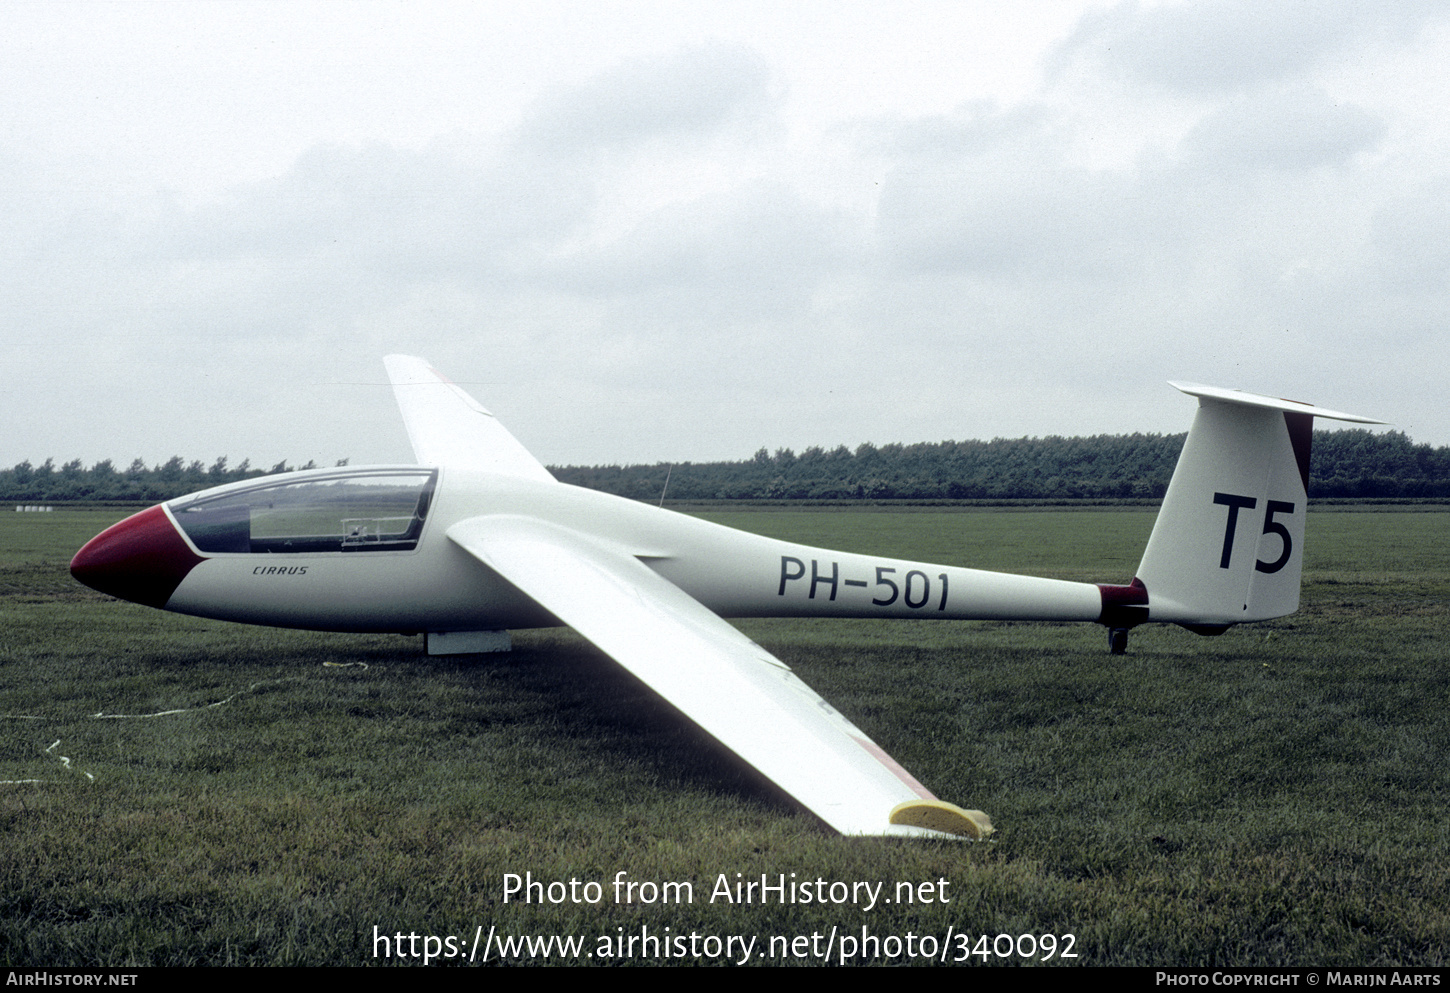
left=77, top=465, right=1103, bottom=635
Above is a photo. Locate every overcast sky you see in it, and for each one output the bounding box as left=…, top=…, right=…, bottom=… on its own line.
left=4, top=1, right=1444, bottom=471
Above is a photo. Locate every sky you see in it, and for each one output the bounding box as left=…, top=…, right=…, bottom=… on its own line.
left=4, top=0, right=1446, bottom=471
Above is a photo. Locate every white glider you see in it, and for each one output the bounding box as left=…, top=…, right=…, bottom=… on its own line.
left=71, top=359, right=1381, bottom=838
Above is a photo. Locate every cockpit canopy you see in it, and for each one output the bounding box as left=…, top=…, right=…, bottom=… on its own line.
left=168, top=469, right=438, bottom=554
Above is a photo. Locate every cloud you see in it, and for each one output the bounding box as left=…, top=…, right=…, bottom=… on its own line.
left=1371, top=181, right=1450, bottom=294
left=7, top=14, right=1449, bottom=469
left=516, top=43, right=774, bottom=156
left=1178, top=85, right=1385, bottom=171
left=870, top=105, right=1165, bottom=280
left=1054, top=0, right=1443, bottom=96
left=141, top=44, right=782, bottom=311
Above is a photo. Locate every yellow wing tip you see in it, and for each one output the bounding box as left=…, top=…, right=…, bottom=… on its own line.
left=890, top=800, right=995, bottom=839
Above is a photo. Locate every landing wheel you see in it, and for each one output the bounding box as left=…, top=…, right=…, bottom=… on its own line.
left=1108, top=627, right=1130, bottom=655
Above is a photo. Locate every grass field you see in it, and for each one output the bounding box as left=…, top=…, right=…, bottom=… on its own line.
left=2, top=508, right=1447, bottom=966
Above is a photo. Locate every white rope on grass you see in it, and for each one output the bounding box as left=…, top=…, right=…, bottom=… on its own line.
left=92, top=663, right=366, bottom=718
left=4, top=662, right=371, bottom=784
left=44, top=738, right=93, bottom=781
left=93, top=681, right=274, bottom=718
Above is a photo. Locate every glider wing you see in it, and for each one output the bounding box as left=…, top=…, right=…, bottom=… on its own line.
left=446, top=514, right=989, bottom=838
left=384, top=355, right=555, bottom=482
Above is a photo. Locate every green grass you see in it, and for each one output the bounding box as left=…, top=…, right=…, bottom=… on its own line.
left=1, top=509, right=1447, bottom=966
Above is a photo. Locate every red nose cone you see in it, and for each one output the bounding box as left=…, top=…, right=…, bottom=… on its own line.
left=71, top=505, right=205, bottom=608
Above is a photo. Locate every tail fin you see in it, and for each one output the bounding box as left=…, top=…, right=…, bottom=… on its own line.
left=1133, top=383, right=1383, bottom=631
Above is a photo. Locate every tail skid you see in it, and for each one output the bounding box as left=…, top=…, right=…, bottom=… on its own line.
left=1102, top=383, right=1382, bottom=652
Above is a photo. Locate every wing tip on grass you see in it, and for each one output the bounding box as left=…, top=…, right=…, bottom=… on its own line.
left=890, top=799, right=995, bottom=839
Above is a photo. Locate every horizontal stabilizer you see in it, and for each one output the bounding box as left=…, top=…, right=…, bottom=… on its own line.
left=1168, top=382, right=1384, bottom=425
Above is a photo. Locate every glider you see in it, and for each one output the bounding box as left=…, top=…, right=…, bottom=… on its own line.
left=71, top=358, right=1381, bottom=838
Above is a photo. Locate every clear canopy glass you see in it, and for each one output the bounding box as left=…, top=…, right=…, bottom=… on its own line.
left=168, top=469, right=437, bottom=554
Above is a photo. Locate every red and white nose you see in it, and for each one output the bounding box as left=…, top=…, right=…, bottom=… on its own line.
left=70, top=506, right=205, bottom=609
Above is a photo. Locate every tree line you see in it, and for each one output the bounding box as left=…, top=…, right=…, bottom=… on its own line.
left=552, top=429, right=1450, bottom=501
left=0, top=456, right=345, bottom=503
left=8, top=428, right=1449, bottom=504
